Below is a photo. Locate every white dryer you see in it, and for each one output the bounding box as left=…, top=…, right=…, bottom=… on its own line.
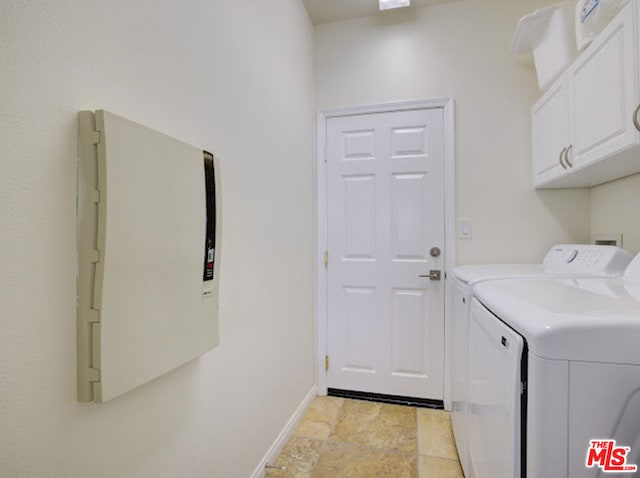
left=468, top=253, right=640, bottom=477
left=451, top=245, right=632, bottom=477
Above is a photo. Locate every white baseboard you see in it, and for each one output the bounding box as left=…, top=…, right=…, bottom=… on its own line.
left=249, top=385, right=318, bottom=478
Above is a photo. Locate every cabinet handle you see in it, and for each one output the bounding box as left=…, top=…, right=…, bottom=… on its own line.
left=634, top=104, right=640, bottom=132
left=559, top=146, right=568, bottom=169
left=565, top=144, right=573, bottom=167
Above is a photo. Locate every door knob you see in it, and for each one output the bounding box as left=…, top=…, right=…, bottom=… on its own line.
left=419, top=270, right=441, bottom=280
left=430, top=247, right=441, bottom=257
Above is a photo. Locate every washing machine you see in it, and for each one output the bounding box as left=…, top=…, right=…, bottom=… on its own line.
left=451, top=245, right=632, bottom=477
left=467, top=253, right=640, bottom=477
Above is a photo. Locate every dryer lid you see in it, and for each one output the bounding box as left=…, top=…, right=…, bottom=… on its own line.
left=473, top=276, right=640, bottom=364
left=453, top=263, right=540, bottom=284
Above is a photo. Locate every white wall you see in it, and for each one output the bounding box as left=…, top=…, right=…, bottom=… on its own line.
left=0, top=1, right=315, bottom=477
left=314, top=0, right=591, bottom=264
left=591, top=173, right=640, bottom=254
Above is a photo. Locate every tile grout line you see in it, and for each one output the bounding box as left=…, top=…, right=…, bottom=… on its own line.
left=415, top=407, right=420, bottom=477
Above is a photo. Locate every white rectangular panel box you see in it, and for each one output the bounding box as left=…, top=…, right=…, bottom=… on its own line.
left=77, top=110, right=221, bottom=403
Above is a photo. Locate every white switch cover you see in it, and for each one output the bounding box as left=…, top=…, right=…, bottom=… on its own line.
left=458, top=218, right=472, bottom=239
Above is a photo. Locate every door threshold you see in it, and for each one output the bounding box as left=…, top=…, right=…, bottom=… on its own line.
left=328, top=388, right=444, bottom=409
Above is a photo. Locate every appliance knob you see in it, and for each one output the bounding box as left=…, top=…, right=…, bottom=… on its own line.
left=564, top=249, right=579, bottom=263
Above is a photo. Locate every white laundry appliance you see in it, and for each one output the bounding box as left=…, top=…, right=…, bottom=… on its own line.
left=467, top=252, right=640, bottom=478
left=451, top=245, right=632, bottom=477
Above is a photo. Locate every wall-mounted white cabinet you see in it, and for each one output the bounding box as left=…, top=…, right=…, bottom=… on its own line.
left=532, top=1, right=640, bottom=189
left=77, top=111, right=222, bottom=403
left=532, top=74, right=571, bottom=185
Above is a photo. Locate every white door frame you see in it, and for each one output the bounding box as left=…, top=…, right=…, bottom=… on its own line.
left=316, top=98, right=456, bottom=408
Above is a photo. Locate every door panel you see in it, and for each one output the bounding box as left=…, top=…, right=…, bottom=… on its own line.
left=326, top=107, right=445, bottom=399
left=343, top=287, right=375, bottom=371
left=391, top=125, right=428, bottom=158
left=343, top=129, right=375, bottom=160
left=392, top=173, right=427, bottom=259
left=391, top=288, right=428, bottom=376
left=344, top=175, right=376, bottom=259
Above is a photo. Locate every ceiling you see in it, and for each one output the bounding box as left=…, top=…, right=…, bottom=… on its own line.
left=302, top=0, right=462, bottom=25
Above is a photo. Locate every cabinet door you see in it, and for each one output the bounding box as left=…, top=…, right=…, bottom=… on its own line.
left=531, top=74, right=570, bottom=187
left=570, top=2, right=637, bottom=168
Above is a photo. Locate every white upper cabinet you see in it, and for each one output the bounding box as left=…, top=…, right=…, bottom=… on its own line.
left=532, top=74, right=571, bottom=186
left=532, top=2, right=640, bottom=189
left=570, top=2, right=636, bottom=169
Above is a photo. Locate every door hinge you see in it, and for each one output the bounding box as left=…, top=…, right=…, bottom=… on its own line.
left=324, top=250, right=329, bottom=268
left=325, top=355, right=329, bottom=371
left=90, top=130, right=101, bottom=145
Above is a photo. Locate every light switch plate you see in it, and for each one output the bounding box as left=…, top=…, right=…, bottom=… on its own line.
left=458, top=218, right=472, bottom=239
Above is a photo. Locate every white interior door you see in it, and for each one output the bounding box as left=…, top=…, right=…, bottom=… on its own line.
left=326, top=107, right=445, bottom=399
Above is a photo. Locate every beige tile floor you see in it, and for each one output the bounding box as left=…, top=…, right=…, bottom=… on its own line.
left=265, top=396, right=464, bottom=478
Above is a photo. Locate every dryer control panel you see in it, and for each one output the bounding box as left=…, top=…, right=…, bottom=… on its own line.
left=543, top=244, right=632, bottom=276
